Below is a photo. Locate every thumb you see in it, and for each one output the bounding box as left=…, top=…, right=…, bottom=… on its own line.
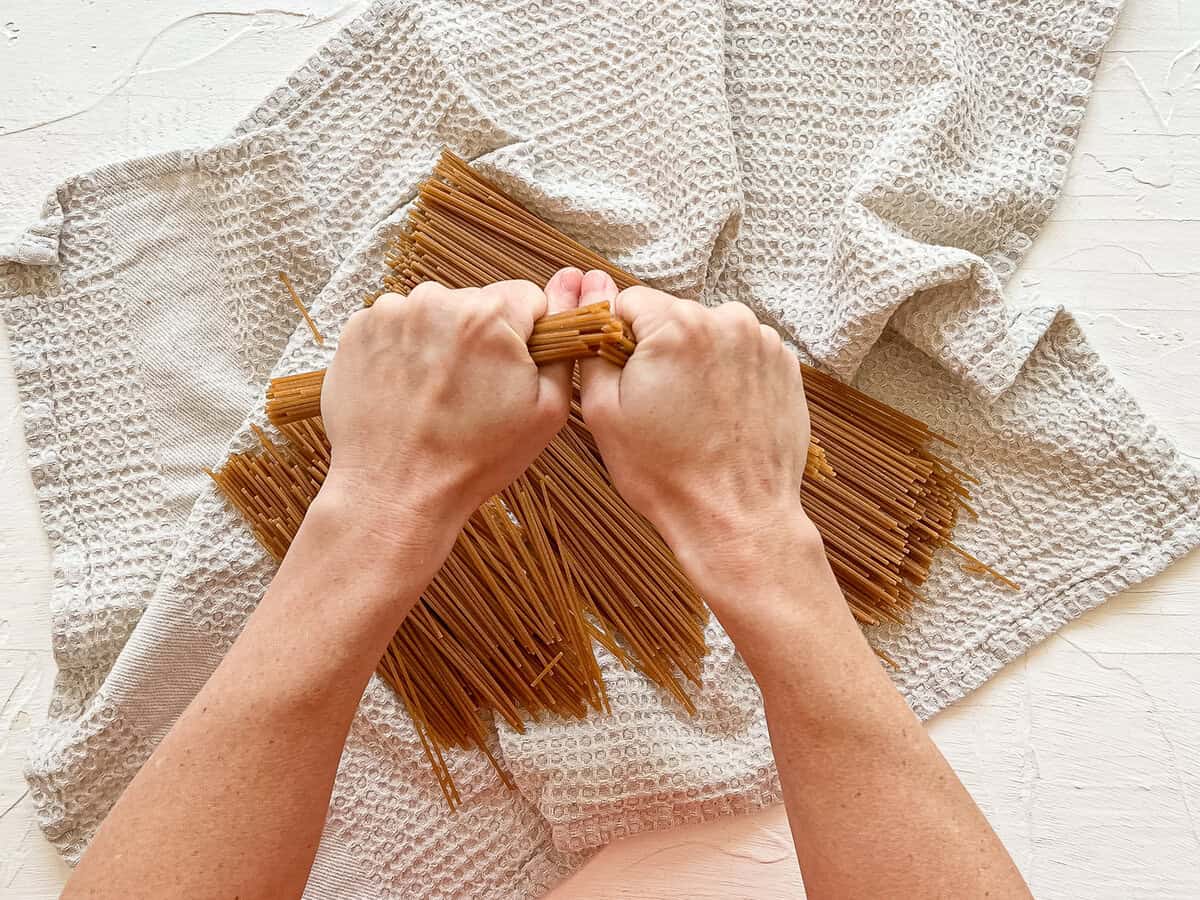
left=577, top=269, right=622, bottom=424
left=536, top=267, right=583, bottom=414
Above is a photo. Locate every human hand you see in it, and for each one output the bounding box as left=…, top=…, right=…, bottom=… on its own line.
left=577, top=274, right=823, bottom=611
left=318, top=271, right=583, bottom=535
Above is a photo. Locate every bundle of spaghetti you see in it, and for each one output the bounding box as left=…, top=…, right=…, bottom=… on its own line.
left=379, top=151, right=1008, bottom=619
left=210, top=149, right=1006, bottom=806
left=382, top=150, right=638, bottom=298
left=265, top=302, right=638, bottom=426
left=527, top=301, right=635, bottom=365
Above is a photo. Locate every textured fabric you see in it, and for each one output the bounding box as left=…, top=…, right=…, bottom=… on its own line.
left=4, top=0, right=1199, bottom=896
left=0, top=129, right=337, bottom=863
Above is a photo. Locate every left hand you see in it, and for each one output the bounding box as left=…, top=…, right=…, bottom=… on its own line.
left=318, top=269, right=583, bottom=533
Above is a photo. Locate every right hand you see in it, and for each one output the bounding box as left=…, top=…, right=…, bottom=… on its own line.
left=318, top=274, right=581, bottom=563
left=576, top=272, right=824, bottom=610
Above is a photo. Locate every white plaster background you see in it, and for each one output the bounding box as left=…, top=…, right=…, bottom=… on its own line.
left=1, top=1, right=1198, bottom=896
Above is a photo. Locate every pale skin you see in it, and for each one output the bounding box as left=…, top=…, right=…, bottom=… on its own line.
left=63, top=268, right=1031, bottom=899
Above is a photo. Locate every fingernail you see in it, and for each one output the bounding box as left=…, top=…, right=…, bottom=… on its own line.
left=546, top=267, right=583, bottom=311
left=580, top=270, right=617, bottom=304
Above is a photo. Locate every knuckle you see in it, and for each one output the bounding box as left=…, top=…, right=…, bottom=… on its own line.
left=615, top=285, right=664, bottom=316
left=407, top=281, right=446, bottom=305
left=672, top=300, right=706, bottom=331
left=460, top=302, right=501, bottom=335
left=581, top=392, right=614, bottom=427
left=619, top=285, right=657, bottom=304
left=372, top=291, right=407, bottom=315
left=488, top=279, right=540, bottom=314
left=655, top=317, right=692, bottom=351
left=719, top=301, right=759, bottom=331
left=674, top=303, right=718, bottom=346
left=501, top=278, right=541, bottom=299
left=475, top=290, right=507, bottom=319
left=537, top=396, right=568, bottom=427
left=455, top=295, right=507, bottom=343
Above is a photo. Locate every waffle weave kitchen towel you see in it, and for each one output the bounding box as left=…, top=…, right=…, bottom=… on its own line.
left=4, top=1, right=1199, bottom=897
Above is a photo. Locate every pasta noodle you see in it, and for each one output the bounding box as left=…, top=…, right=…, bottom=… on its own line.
left=208, top=150, right=1010, bottom=808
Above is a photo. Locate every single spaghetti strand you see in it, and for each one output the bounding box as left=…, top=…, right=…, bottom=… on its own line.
left=278, top=272, right=325, bottom=346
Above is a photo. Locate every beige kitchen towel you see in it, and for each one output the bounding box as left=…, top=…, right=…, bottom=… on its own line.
left=5, top=0, right=1198, bottom=896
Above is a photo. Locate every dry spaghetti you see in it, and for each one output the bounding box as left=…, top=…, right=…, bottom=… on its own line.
left=209, top=150, right=1008, bottom=808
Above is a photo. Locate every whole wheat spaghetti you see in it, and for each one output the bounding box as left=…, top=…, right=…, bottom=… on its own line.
left=210, top=150, right=1010, bottom=808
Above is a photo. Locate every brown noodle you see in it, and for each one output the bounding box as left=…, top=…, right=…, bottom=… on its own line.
left=208, top=150, right=1012, bottom=809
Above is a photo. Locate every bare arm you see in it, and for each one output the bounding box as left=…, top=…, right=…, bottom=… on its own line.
left=577, top=274, right=1031, bottom=899
left=63, top=272, right=585, bottom=899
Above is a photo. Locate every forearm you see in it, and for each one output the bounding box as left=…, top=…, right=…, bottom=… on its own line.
left=697, top=516, right=1031, bottom=899
left=64, top=481, right=457, bottom=900
left=64, top=274, right=578, bottom=899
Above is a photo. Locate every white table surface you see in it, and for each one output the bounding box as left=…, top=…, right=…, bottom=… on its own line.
left=2, top=1, right=1198, bottom=897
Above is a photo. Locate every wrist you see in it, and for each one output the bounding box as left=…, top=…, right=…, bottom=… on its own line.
left=669, top=509, right=853, bottom=647
left=669, top=507, right=822, bottom=595
left=320, top=462, right=472, bottom=530
left=306, top=468, right=465, bottom=591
